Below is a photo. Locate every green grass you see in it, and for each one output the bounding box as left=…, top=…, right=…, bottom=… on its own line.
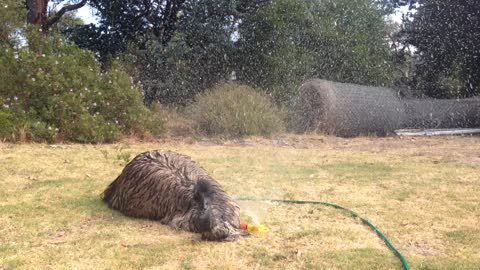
left=1, top=136, right=479, bottom=269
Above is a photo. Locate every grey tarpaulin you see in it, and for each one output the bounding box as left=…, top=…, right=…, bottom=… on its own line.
left=291, top=79, right=480, bottom=137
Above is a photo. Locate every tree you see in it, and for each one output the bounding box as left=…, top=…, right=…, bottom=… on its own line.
left=49, top=11, right=84, bottom=33
left=235, top=0, right=395, bottom=103
left=136, top=0, right=236, bottom=104
left=0, top=0, right=26, bottom=46
left=68, top=0, right=187, bottom=63
left=124, top=0, right=269, bottom=105
left=25, top=0, right=87, bottom=33
left=384, top=0, right=417, bottom=9
left=400, top=0, right=480, bottom=97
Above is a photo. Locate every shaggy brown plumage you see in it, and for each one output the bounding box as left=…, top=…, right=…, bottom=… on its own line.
left=103, top=150, right=246, bottom=241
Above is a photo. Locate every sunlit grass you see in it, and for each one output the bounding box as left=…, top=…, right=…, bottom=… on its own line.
left=1, top=136, right=479, bottom=269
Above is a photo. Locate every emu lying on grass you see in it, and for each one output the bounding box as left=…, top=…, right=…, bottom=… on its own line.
left=103, top=150, right=247, bottom=241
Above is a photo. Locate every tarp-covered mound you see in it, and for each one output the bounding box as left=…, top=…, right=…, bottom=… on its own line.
left=291, top=79, right=480, bottom=137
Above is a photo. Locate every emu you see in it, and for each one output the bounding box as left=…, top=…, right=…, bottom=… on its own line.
left=102, top=150, right=246, bottom=241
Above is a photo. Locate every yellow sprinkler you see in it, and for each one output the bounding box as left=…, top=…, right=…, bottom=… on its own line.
left=239, top=223, right=270, bottom=233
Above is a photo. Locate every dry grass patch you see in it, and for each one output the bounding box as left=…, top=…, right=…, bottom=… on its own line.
left=1, top=136, right=479, bottom=269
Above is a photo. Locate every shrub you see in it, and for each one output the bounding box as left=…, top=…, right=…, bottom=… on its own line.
left=0, top=29, right=163, bottom=143
left=188, top=82, right=285, bottom=138
left=0, top=111, right=15, bottom=140
left=149, top=103, right=195, bottom=137
left=25, top=121, right=59, bottom=144
left=69, top=114, right=119, bottom=143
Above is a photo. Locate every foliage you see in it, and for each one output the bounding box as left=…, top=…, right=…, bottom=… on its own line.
left=235, top=0, right=395, bottom=104
left=135, top=0, right=239, bottom=105
left=388, top=0, right=417, bottom=8
left=148, top=103, right=195, bottom=137
left=2, top=0, right=85, bottom=46
left=67, top=0, right=270, bottom=105
left=188, top=82, right=285, bottom=138
left=0, top=0, right=26, bottom=47
left=68, top=0, right=269, bottom=63
left=24, top=120, right=60, bottom=143
left=25, top=0, right=88, bottom=33
left=49, top=12, right=85, bottom=34
left=399, top=0, right=480, bottom=98
left=0, top=29, right=163, bottom=143
left=0, top=111, right=15, bottom=139
left=66, top=0, right=396, bottom=106
left=67, top=0, right=186, bottom=63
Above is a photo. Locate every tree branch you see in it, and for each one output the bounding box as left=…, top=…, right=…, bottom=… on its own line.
left=42, top=0, right=88, bottom=31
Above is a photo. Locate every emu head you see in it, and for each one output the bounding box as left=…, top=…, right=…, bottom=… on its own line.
left=193, top=179, right=213, bottom=233
left=193, top=178, right=248, bottom=241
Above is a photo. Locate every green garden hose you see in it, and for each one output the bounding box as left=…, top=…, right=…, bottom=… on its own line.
left=236, top=197, right=410, bottom=270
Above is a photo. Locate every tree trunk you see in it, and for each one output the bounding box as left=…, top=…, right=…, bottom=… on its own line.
left=26, top=0, right=87, bottom=34
left=26, top=0, right=48, bottom=27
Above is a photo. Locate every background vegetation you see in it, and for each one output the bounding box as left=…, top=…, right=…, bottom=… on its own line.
left=1, top=0, right=478, bottom=142
left=188, top=82, right=285, bottom=138
left=399, top=0, right=480, bottom=98
left=0, top=30, right=162, bottom=143
left=236, top=0, right=395, bottom=103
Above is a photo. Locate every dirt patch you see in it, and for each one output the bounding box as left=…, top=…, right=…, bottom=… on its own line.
left=400, top=243, right=443, bottom=257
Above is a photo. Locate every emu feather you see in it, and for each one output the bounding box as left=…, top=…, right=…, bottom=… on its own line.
left=103, top=150, right=246, bottom=241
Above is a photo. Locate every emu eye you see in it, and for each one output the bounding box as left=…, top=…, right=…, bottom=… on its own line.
left=194, top=194, right=203, bottom=206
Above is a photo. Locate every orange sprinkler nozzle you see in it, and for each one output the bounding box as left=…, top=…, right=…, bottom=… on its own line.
left=239, top=223, right=270, bottom=233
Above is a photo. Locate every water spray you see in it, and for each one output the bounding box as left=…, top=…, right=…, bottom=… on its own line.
left=237, top=197, right=410, bottom=270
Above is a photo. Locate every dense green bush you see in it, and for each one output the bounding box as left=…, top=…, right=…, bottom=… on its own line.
left=188, top=82, right=285, bottom=138
left=0, top=111, right=15, bottom=139
left=0, top=30, right=163, bottom=143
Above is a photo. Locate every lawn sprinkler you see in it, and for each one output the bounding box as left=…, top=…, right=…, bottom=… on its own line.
left=239, top=223, right=270, bottom=233
left=236, top=197, right=410, bottom=270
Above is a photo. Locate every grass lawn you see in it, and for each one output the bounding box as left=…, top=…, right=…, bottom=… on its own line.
left=1, top=135, right=479, bottom=269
